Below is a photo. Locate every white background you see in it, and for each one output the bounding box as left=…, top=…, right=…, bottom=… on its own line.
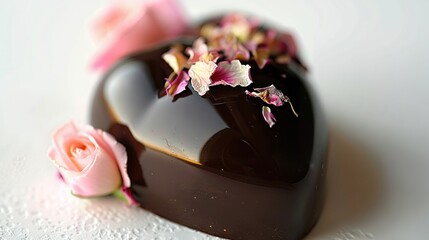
left=1, top=0, right=429, bottom=239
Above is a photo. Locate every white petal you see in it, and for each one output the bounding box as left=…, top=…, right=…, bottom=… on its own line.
left=188, top=61, right=217, bottom=95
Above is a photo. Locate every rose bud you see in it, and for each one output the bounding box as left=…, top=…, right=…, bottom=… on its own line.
left=47, top=121, right=134, bottom=204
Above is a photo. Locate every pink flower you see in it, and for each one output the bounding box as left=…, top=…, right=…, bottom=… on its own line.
left=48, top=121, right=131, bottom=198
left=91, top=0, right=187, bottom=72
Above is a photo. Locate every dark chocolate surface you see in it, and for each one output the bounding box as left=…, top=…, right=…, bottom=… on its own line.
left=90, top=39, right=328, bottom=240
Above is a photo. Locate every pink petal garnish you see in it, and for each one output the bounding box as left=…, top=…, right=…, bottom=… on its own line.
left=186, top=38, right=208, bottom=64
left=246, top=84, right=288, bottom=106
left=188, top=61, right=217, bottom=96
left=165, top=70, right=190, bottom=96
left=262, top=106, right=276, bottom=128
left=223, top=40, right=250, bottom=61
left=162, top=47, right=188, bottom=73
left=186, top=38, right=219, bottom=64
left=278, top=32, right=297, bottom=58
left=253, top=45, right=270, bottom=69
left=276, top=54, right=291, bottom=64
left=210, top=60, right=252, bottom=87
left=246, top=85, right=298, bottom=117
left=220, top=13, right=251, bottom=41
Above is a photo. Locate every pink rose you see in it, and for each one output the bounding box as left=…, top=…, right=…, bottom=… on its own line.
left=48, top=121, right=130, bottom=198
left=91, top=0, right=188, bottom=72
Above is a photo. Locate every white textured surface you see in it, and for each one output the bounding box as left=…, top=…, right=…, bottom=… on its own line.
left=1, top=0, right=429, bottom=239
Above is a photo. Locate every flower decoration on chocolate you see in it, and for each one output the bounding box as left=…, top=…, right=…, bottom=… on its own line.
left=246, top=84, right=298, bottom=116
left=162, top=14, right=300, bottom=127
left=262, top=106, right=277, bottom=128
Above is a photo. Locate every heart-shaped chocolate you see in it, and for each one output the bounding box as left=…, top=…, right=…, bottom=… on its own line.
left=90, top=15, right=328, bottom=240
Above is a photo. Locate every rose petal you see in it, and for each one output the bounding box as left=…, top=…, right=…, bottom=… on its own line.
left=248, top=31, right=266, bottom=47
left=218, top=35, right=250, bottom=61
left=210, top=60, right=252, bottom=87
left=67, top=147, right=122, bottom=197
left=253, top=45, right=270, bottom=69
left=275, top=54, right=291, bottom=64
left=165, top=70, right=190, bottom=96
left=52, top=121, right=83, bottom=172
left=246, top=84, right=288, bottom=106
left=278, top=32, right=297, bottom=58
left=246, top=85, right=299, bottom=117
left=262, top=106, right=276, bottom=128
left=188, top=61, right=217, bottom=96
left=100, top=130, right=130, bottom=188
left=62, top=133, right=99, bottom=171
left=81, top=123, right=118, bottom=164
left=186, top=38, right=220, bottom=64
left=162, top=47, right=188, bottom=73
left=221, top=13, right=251, bottom=41
left=186, top=38, right=208, bottom=64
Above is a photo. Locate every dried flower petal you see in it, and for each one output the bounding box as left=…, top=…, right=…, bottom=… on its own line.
left=262, top=106, right=276, bottom=128
left=221, top=14, right=252, bottom=42
left=186, top=38, right=220, bottom=64
left=253, top=45, right=270, bottom=69
left=276, top=54, right=291, bottom=64
left=165, top=70, right=190, bottom=96
left=186, top=38, right=208, bottom=63
left=246, top=84, right=298, bottom=117
left=188, top=61, right=217, bottom=96
left=278, top=32, right=297, bottom=58
left=221, top=37, right=250, bottom=61
left=210, top=60, right=252, bottom=87
left=200, top=23, right=221, bottom=40
left=246, top=84, right=286, bottom=106
left=162, top=47, right=188, bottom=73
left=249, top=31, right=266, bottom=46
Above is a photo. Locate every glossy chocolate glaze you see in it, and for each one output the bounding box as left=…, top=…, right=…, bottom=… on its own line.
left=90, top=39, right=328, bottom=239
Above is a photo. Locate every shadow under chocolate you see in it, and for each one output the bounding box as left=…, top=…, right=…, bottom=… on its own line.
left=306, top=126, right=384, bottom=238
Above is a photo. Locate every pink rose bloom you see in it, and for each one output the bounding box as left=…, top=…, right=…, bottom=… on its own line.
left=48, top=121, right=130, bottom=198
left=91, top=0, right=187, bottom=72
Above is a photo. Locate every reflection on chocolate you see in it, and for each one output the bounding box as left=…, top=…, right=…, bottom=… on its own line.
left=90, top=39, right=328, bottom=240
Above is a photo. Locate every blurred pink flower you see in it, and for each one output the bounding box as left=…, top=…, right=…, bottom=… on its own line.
left=91, top=0, right=187, bottom=72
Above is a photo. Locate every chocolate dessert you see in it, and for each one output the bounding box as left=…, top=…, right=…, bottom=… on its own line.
left=90, top=15, right=328, bottom=240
